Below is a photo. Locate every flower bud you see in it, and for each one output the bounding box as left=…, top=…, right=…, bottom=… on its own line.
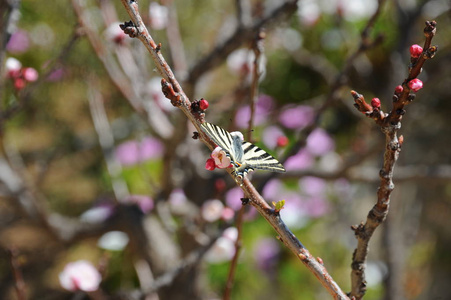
left=395, top=85, right=403, bottom=94
left=371, top=98, right=381, bottom=108
left=408, top=78, right=423, bottom=92
left=409, top=44, right=423, bottom=58
left=205, top=158, right=216, bottom=171
left=199, top=98, right=209, bottom=110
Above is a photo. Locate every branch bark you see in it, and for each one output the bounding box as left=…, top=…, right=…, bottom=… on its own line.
left=350, top=20, right=437, bottom=299
left=119, top=0, right=348, bottom=298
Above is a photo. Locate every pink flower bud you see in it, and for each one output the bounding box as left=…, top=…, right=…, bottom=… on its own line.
left=371, top=98, right=381, bottom=108
left=276, top=136, right=289, bottom=147
left=205, top=158, right=216, bottom=171
left=22, top=67, right=38, bottom=82
left=14, top=78, right=26, bottom=90
left=395, top=85, right=403, bottom=94
left=409, top=44, right=423, bottom=58
left=408, top=79, right=423, bottom=92
left=199, top=98, right=209, bottom=110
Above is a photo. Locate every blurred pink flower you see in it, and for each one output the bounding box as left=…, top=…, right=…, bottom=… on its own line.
left=59, top=260, right=101, bottom=292
left=201, top=199, right=224, bottom=222
left=279, top=105, right=314, bottom=129
left=116, top=137, right=163, bottom=166
left=284, top=149, right=314, bottom=171
left=22, top=67, right=38, bottom=82
left=105, top=22, right=127, bottom=44
left=205, top=227, right=237, bottom=263
left=221, top=207, right=235, bottom=221
left=234, top=95, right=274, bottom=128
left=225, top=187, right=244, bottom=211
left=211, top=147, right=231, bottom=169
left=6, top=30, right=30, bottom=53
left=299, top=176, right=326, bottom=197
left=262, top=179, right=284, bottom=201
left=47, top=68, right=65, bottom=81
left=123, top=195, right=154, bottom=213
left=306, top=128, right=335, bottom=156
left=149, top=2, right=168, bottom=30
left=304, top=197, right=330, bottom=218
left=262, top=126, right=285, bottom=150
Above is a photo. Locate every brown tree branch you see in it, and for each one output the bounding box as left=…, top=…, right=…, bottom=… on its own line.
left=350, top=20, right=437, bottom=299
left=119, top=0, right=348, bottom=298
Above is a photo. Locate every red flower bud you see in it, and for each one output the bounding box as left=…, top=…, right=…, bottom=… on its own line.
left=395, top=85, right=403, bottom=94
left=14, top=78, right=26, bottom=90
left=205, top=158, right=216, bottom=171
left=409, top=44, right=423, bottom=58
left=408, top=79, right=423, bottom=92
left=199, top=98, right=209, bottom=110
left=371, top=98, right=381, bottom=108
left=276, top=136, right=289, bottom=147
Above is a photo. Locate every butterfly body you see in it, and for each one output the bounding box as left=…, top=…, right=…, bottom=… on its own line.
left=201, top=122, right=285, bottom=178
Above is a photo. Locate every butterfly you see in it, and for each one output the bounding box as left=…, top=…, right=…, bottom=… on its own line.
left=201, top=122, right=285, bottom=178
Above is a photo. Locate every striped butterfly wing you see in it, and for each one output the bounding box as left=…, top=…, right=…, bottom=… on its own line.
left=242, top=141, right=286, bottom=173
left=200, top=122, right=243, bottom=164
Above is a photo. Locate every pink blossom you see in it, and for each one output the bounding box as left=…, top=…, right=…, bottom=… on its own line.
left=47, top=68, right=65, bottom=81
left=395, top=85, right=403, bottom=94
left=306, top=128, right=335, bottom=156
left=201, top=199, right=224, bottom=222
left=409, top=44, right=423, bottom=58
left=262, top=179, right=284, bottom=201
left=6, top=30, right=29, bottom=53
left=116, top=137, right=164, bottom=166
left=22, top=67, right=38, bottom=82
left=205, top=227, right=237, bottom=263
left=284, top=149, right=314, bottom=171
left=59, top=260, right=101, bottom=292
left=149, top=2, right=168, bottom=30
left=299, top=176, right=326, bottom=197
left=234, top=95, right=274, bottom=128
left=304, top=197, right=330, bottom=218
left=408, top=79, right=423, bottom=92
left=262, top=126, right=285, bottom=150
left=225, top=187, right=244, bottom=211
left=221, top=207, right=235, bottom=221
left=279, top=105, right=314, bottom=129
left=105, top=22, right=127, bottom=44
left=211, top=147, right=231, bottom=169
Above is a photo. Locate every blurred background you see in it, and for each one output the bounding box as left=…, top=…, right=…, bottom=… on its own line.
left=0, top=0, right=450, bottom=299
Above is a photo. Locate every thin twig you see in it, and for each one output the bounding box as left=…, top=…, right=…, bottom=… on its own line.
left=223, top=205, right=245, bottom=300
left=247, top=29, right=264, bottom=142
left=8, top=247, right=26, bottom=300
left=350, top=20, right=437, bottom=299
left=118, top=1, right=348, bottom=298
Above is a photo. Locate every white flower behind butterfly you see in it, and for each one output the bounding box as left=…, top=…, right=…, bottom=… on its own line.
left=201, top=122, right=285, bottom=179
